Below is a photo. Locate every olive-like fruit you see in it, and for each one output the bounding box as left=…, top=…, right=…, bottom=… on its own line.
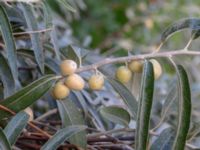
left=24, top=107, right=34, bottom=122
left=115, top=66, right=132, bottom=83
left=52, top=82, right=70, bottom=99
left=128, top=60, right=143, bottom=73
left=60, top=60, right=77, bottom=76
left=150, top=59, right=162, bottom=80
left=64, top=74, right=85, bottom=90
left=89, top=74, right=104, bottom=90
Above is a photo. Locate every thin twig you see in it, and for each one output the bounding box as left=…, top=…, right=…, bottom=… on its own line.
left=87, top=128, right=134, bottom=139
left=76, top=50, right=200, bottom=73
left=13, top=28, right=52, bottom=36
left=35, top=108, right=57, bottom=121
left=0, top=104, right=51, bottom=138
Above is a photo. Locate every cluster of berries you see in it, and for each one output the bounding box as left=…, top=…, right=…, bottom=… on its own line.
left=115, top=59, right=162, bottom=83
left=52, top=59, right=162, bottom=100
left=52, top=60, right=104, bottom=100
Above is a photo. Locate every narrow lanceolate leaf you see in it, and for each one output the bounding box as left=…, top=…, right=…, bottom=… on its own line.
left=42, top=1, right=60, bottom=60
left=20, top=3, right=44, bottom=73
left=0, top=5, right=18, bottom=81
left=61, top=45, right=88, bottom=67
left=0, top=75, right=57, bottom=120
left=50, top=28, right=61, bottom=60
left=57, top=0, right=76, bottom=12
left=41, top=125, right=86, bottom=150
left=135, top=61, right=154, bottom=150
left=99, top=106, right=131, bottom=126
left=161, top=18, right=200, bottom=42
left=0, top=128, right=11, bottom=150
left=192, top=29, right=200, bottom=40
left=172, top=65, right=191, bottom=150
left=108, top=78, right=138, bottom=118
left=45, top=57, right=60, bottom=74
left=150, top=128, right=175, bottom=150
left=42, top=1, right=53, bottom=28
left=4, top=111, right=29, bottom=145
left=57, top=99, right=87, bottom=148
left=0, top=53, right=15, bottom=98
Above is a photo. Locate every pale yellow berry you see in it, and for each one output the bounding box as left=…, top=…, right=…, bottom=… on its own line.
left=116, top=66, right=132, bottom=83
left=24, top=107, right=34, bottom=122
left=52, top=82, right=70, bottom=99
left=128, top=60, right=143, bottom=73
left=60, top=60, right=77, bottom=76
left=89, top=74, right=104, bottom=90
left=64, top=74, right=85, bottom=90
left=144, top=18, right=154, bottom=29
left=150, top=59, right=162, bottom=80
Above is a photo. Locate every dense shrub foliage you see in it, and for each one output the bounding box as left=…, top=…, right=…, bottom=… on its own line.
left=0, top=0, right=200, bottom=150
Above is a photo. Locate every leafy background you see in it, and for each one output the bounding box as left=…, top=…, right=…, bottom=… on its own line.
left=0, top=0, right=200, bottom=149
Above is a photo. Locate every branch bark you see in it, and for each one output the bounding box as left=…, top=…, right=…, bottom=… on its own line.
left=76, top=50, right=200, bottom=73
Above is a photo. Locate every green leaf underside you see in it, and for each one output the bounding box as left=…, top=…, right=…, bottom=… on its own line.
left=161, top=18, right=200, bottom=42
left=0, top=128, right=11, bottom=150
left=99, top=106, right=131, bottom=126
left=150, top=128, right=175, bottom=150
left=0, top=75, right=56, bottom=120
left=4, top=111, right=29, bottom=145
left=172, top=65, right=191, bottom=149
left=0, top=5, right=18, bottom=81
left=41, top=125, right=86, bottom=150
left=108, top=78, right=138, bottom=118
left=57, top=99, right=87, bottom=148
left=135, top=61, right=154, bottom=150
left=20, top=3, right=44, bottom=73
left=0, top=53, right=15, bottom=98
